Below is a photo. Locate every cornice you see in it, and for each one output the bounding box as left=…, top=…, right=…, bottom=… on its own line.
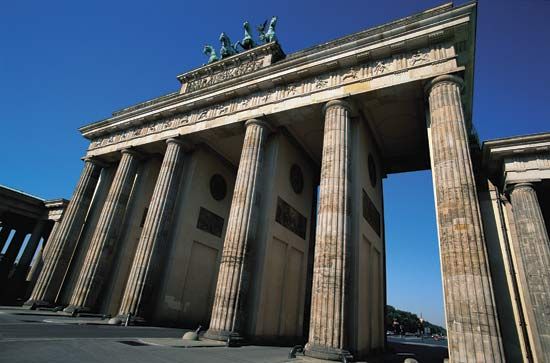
left=78, top=1, right=476, bottom=140
left=86, top=42, right=461, bottom=155
left=482, top=132, right=550, bottom=188
left=483, top=132, right=550, bottom=163
left=44, top=199, right=70, bottom=209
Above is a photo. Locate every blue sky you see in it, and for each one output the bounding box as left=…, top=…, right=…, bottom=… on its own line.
left=1, top=0, right=549, bottom=326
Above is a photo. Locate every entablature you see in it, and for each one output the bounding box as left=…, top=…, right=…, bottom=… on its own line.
left=483, top=132, right=550, bottom=188
left=79, top=2, right=476, bottom=158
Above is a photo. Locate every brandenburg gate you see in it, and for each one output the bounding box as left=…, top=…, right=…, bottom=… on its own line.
left=18, top=2, right=550, bottom=362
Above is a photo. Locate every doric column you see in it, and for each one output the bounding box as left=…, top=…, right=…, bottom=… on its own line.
left=509, top=183, right=550, bottom=361
left=426, top=75, right=504, bottom=362
left=118, top=138, right=187, bottom=321
left=24, top=158, right=102, bottom=308
left=10, top=220, right=47, bottom=287
left=36, top=219, right=62, bottom=270
left=304, top=100, right=352, bottom=361
left=26, top=219, right=61, bottom=292
left=0, top=224, right=13, bottom=252
left=0, top=229, right=27, bottom=283
left=64, top=149, right=140, bottom=314
left=205, top=119, right=270, bottom=342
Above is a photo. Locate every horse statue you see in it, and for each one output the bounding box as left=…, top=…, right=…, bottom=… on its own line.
left=235, top=21, right=256, bottom=51
left=203, top=44, right=219, bottom=64
left=257, top=16, right=277, bottom=44
left=219, top=32, right=238, bottom=58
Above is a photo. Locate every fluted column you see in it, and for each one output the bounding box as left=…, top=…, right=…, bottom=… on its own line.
left=118, top=138, right=187, bottom=321
left=10, top=220, right=47, bottom=288
left=0, top=229, right=27, bottom=283
left=427, top=75, right=504, bottom=362
left=33, top=219, right=62, bottom=275
left=304, top=100, right=352, bottom=361
left=25, top=159, right=102, bottom=308
left=26, top=220, right=61, bottom=291
left=509, top=183, right=550, bottom=361
left=64, top=149, right=140, bottom=314
left=205, top=119, right=270, bottom=342
left=0, top=224, right=13, bottom=253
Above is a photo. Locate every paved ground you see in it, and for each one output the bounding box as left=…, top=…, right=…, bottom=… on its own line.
left=0, top=307, right=448, bottom=363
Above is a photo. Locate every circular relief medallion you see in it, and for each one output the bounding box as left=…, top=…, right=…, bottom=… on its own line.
left=210, top=174, right=227, bottom=201
left=368, top=154, right=377, bottom=188
left=290, top=164, right=304, bottom=194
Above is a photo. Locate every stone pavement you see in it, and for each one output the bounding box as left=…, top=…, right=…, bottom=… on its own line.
left=0, top=307, right=447, bottom=362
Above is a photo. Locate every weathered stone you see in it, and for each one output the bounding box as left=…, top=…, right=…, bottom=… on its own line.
left=509, top=183, right=550, bottom=361
left=25, top=220, right=61, bottom=289
left=25, top=160, right=101, bottom=308
left=426, top=74, right=504, bottom=362
left=64, top=149, right=140, bottom=313
left=305, top=100, right=352, bottom=361
left=117, top=138, right=187, bottom=321
left=204, top=119, right=270, bottom=342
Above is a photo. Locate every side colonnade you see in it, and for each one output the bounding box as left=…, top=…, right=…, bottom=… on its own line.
left=0, top=189, right=66, bottom=305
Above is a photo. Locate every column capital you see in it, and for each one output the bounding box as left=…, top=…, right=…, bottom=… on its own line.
left=509, top=182, right=535, bottom=192
left=424, top=74, right=464, bottom=95
left=165, top=137, right=193, bottom=150
left=82, top=156, right=110, bottom=168
left=323, top=99, right=353, bottom=115
left=120, top=148, right=144, bottom=159
left=244, top=118, right=273, bottom=132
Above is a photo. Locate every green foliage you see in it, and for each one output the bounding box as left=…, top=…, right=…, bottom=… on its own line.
left=385, top=305, right=446, bottom=335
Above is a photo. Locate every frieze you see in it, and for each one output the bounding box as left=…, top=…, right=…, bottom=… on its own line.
left=89, top=43, right=454, bottom=150
left=185, top=60, right=265, bottom=93
left=178, top=41, right=285, bottom=94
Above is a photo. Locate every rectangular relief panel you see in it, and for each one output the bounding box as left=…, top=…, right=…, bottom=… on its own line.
left=275, top=197, right=307, bottom=239
left=362, top=189, right=381, bottom=236
left=196, top=207, right=224, bottom=238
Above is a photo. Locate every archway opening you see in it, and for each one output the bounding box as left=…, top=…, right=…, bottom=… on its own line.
left=383, top=170, right=447, bottom=345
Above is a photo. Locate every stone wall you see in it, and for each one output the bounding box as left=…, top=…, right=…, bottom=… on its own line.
left=152, top=147, right=235, bottom=327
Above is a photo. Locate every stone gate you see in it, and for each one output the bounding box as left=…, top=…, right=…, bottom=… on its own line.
left=15, top=2, right=550, bottom=362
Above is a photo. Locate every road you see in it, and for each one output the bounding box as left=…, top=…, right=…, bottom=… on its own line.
left=387, top=335, right=448, bottom=348
left=0, top=307, right=449, bottom=362
left=0, top=308, right=289, bottom=363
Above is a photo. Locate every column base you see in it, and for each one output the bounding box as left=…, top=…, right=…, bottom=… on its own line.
left=203, top=329, right=244, bottom=346
left=304, top=343, right=353, bottom=361
left=111, top=313, right=148, bottom=326
left=22, top=299, right=61, bottom=310
left=63, top=305, right=91, bottom=316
